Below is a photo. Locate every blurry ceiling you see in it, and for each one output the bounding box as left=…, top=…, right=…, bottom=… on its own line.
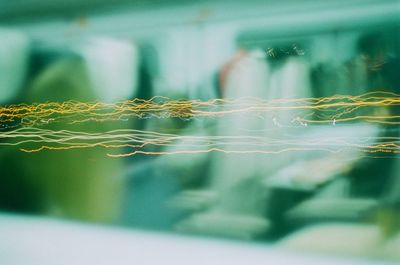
left=0, top=0, right=398, bottom=24
left=0, top=0, right=192, bottom=22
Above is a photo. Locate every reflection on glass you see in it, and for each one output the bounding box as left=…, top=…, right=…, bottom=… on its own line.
left=0, top=1, right=400, bottom=264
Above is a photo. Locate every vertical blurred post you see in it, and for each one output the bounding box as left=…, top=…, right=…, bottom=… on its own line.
left=0, top=28, right=29, bottom=103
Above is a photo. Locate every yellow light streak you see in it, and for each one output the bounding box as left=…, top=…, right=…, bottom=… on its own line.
left=0, top=91, right=399, bottom=157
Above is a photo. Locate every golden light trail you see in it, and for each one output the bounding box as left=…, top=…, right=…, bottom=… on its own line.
left=0, top=91, right=399, bottom=157
left=0, top=91, right=400, bottom=128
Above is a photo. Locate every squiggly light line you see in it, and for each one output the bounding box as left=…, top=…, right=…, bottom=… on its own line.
left=0, top=92, right=399, bottom=157
left=0, top=91, right=399, bottom=128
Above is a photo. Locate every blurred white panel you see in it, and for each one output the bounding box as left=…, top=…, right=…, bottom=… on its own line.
left=0, top=213, right=396, bottom=265
left=0, top=28, right=29, bottom=103
left=78, top=37, right=138, bottom=102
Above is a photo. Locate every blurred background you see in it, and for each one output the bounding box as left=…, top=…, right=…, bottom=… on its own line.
left=0, top=0, right=400, bottom=264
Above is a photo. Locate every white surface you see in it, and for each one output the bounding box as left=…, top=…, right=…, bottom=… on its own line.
left=79, top=37, right=138, bottom=102
left=0, top=213, right=396, bottom=265
left=0, top=28, right=29, bottom=103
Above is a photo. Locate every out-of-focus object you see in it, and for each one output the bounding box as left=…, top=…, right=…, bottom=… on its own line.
left=1, top=213, right=394, bottom=265
left=0, top=57, right=124, bottom=222
left=175, top=50, right=271, bottom=239
left=377, top=207, right=400, bottom=239
left=79, top=37, right=139, bottom=102
left=285, top=198, right=378, bottom=221
left=279, top=223, right=383, bottom=258
left=381, top=231, right=400, bottom=260
left=0, top=28, right=29, bottom=103
left=378, top=158, right=400, bottom=238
